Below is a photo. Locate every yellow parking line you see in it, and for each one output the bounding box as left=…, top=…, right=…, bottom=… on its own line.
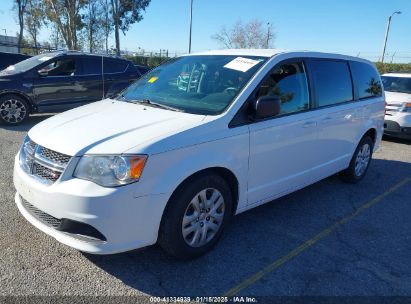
left=223, top=177, right=411, bottom=297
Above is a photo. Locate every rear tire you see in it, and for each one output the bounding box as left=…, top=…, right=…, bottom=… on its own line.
left=0, top=94, right=30, bottom=125
left=158, top=173, right=233, bottom=260
left=340, top=136, right=373, bottom=183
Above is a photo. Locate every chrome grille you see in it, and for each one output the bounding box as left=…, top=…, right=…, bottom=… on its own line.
left=38, top=146, right=71, bottom=166
left=385, top=103, right=402, bottom=116
left=21, top=196, right=61, bottom=228
left=21, top=139, right=71, bottom=185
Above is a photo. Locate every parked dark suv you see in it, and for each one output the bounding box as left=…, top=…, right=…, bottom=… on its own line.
left=0, top=51, right=142, bottom=125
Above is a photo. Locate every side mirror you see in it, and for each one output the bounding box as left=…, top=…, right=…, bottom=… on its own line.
left=252, top=95, right=281, bottom=119
left=37, top=70, right=48, bottom=77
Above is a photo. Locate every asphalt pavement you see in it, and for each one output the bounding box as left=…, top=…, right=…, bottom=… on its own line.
left=0, top=114, right=410, bottom=299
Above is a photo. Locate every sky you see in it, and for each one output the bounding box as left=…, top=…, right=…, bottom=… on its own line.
left=0, top=0, right=410, bottom=62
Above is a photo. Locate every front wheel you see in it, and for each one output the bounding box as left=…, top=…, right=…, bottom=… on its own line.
left=340, top=136, right=373, bottom=183
left=158, top=174, right=233, bottom=260
left=0, top=95, right=30, bottom=125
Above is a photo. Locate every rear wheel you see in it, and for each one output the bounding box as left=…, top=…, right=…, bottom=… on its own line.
left=0, top=95, right=30, bottom=125
left=158, top=173, right=232, bottom=260
left=340, top=136, right=373, bottom=183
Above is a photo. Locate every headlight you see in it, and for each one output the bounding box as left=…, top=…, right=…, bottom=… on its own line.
left=400, top=102, right=411, bottom=113
left=73, top=155, right=147, bottom=187
left=19, top=135, right=33, bottom=173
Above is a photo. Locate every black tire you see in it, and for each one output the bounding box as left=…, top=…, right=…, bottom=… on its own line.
left=158, top=173, right=233, bottom=260
left=340, top=136, right=374, bottom=183
left=0, top=94, right=30, bottom=125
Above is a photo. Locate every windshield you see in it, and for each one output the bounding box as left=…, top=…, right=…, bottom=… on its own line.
left=0, top=53, right=57, bottom=75
left=382, top=76, right=411, bottom=94
left=119, top=55, right=267, bottom=115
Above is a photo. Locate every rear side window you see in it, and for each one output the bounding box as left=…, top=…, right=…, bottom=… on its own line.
left=257, top=62, right=310, bottom=115
left=104, top=59, right=128, bottom=74
left=310, top=60, right=353, bottom=107
left=80, top=57, right=102, bottom=75
left=351, top=61, right=382, bottom=99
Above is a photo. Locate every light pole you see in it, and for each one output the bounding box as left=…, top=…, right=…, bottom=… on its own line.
left=2, top=29, right=7, bottom=36
left=380, top=11, right=401, bottom=63
left=188, top=0, right=193, bottom=53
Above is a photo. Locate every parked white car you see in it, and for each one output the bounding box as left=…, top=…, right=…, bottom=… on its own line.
left=13, top=50, right=385, bottom=259
left=382, top=73, right=411, bottom=139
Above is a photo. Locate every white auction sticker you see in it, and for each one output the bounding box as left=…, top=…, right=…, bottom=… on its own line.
left=223, top=57, right=260, bottom=72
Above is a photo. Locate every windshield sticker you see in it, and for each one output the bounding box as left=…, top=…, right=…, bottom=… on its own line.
left=223, top=57, right=261, bottom=72
left=38, top=56, right=52, bottom=62
left=148, top=76, right=158, bottom=83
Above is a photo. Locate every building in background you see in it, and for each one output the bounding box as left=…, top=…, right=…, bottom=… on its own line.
left=0, top=35, right=18, bottom=53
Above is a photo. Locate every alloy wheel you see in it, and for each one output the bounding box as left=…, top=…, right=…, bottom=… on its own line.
left=0, top=99, right=27, bottom=124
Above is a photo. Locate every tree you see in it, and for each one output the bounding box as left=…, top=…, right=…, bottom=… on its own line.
left=110, top=0, right=150, bottom=55
left=84, top=0, right=105, bottom=53
left=45, top=0, right=87, bottom=50
left=19, top=35, right=32, bottom=54
left=24, top=0, right=44, bottom=54
left=13, top=0, right=29, bottom=53
left=212, top=20, right=275, bottom=49
left=101, top=0, right=113, bottom=54
left=49, top=22, right=64, bottom=50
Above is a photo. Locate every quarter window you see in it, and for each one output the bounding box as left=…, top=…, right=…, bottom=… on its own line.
left=310, top=60, right=353, bottom=107
left=351, top=61, right=382, bottom=99
left=80, top=57, right=103, bottom=75
left=104, top=59, right=128, bottom=74
left=257, top=62, right=310, bottom=115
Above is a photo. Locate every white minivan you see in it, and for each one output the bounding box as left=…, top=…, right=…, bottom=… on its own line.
left=14, top=50, right=385, bottom=259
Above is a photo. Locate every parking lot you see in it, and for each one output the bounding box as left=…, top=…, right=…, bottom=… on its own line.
left=0, top=114, right=410, bottom=299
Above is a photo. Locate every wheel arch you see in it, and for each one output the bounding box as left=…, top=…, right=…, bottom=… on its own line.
left=0, top=91, right=35, bottom=112
left=163, top=166, right=240, bottom=217
left=348, top=127, right=378, bottom=164
left=363, top=128, right=377, bottom=145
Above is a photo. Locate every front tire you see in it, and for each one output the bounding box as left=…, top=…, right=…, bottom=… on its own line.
left=0, top=94, right=30, bottom=125
left=340, top=136, right=373, bottom=183
left=158, top=173, right=233, bottom=260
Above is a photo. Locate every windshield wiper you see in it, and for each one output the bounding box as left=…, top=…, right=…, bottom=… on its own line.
left=126, top=98, right=183, bottom=112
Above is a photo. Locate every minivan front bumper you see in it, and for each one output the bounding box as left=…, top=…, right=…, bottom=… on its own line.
left=13, top=153, right=169, bottom=254
left=384, top=118, right=411, bottom=140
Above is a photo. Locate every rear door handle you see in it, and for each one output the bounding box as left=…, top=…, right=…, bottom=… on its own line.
left=302, top=121, right=317, bottom=128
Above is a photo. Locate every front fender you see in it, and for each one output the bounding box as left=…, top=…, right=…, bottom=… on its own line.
left=138, top=132, right=249, bottom=212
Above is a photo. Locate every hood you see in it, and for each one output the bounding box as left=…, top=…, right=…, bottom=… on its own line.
left=0, top=69, right=22, bottom=78
left=385, top=91, right=411, bottom=105
left=0, top=75, right=16, bottom=82
left=28, top=99, right=206, bottom=156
